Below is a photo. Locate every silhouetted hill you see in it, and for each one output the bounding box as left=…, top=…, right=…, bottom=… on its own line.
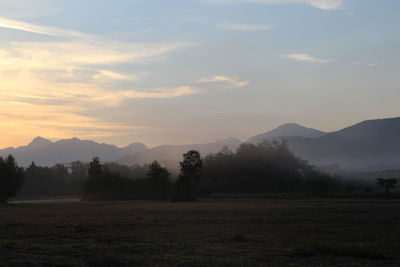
left=121, top=143, right=149, bottom=155
left=117, top=140, right=242, bottom=172
left=286, top=117, right=400, bottom=170
left=248, top=123, right=326, bottom=144
left=0, top=137, right=148, bottom=167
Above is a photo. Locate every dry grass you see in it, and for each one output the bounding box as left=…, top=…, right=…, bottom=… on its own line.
left=0, top=199, right=399, bottom=266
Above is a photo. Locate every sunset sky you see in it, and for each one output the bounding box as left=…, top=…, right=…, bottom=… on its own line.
left=0, top=0, right=399, bottom=148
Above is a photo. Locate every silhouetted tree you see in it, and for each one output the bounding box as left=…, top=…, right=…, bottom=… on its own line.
left=146, top=161, right=171, bottom=200
left=376, top=178, right=398, bottom=193
left=88, top=157, right=102, bottom=179
left=84, top=157, right=104, bottom=198
left=173, top=150, right=203, bottom=202
left=0, top=155, right=25, bottom=203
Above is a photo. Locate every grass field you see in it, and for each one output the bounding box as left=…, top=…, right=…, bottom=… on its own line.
left=1, top=199, right=399, bottom=266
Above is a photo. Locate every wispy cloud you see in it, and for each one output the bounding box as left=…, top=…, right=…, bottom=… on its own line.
left=0, top=101, right=151, bottom=146
left=2, top=41, right=190, bottom=70
left=0, top=17, right=98, bottom=42
left=0, top=16, right=194, bottom=86
left=352, top=60, right=396, bottom=68
left=205, top=0, right=343, bottom=10
left=0, top=16, right=197, bottom=146
left=196, top=75, right=249, bottom=88
left=307, top=0, right=342, bottom=10
left=283, top=53, right=334, bottom=63
left=219, top=23, right=271, bottom=32
left=92, top=70, right=140, bottom=82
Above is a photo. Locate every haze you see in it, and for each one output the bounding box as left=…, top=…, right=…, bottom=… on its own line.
left=0, top=0, right=399, bottom=148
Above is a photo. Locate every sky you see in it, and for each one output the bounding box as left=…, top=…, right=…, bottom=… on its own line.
left=0, top=0, right=399, bottom=148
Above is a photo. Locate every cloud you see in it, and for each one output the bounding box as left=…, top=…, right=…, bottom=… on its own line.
left=0, top=15, right=195, bottom=73
left=283, top=54, right=334, bottom=63
left=92, top=70, right=139, bottom=82
left=352, top=60, right=395, bottom=68
left=0, top=17, right=98, bottom=43
left=0, top=101, right=151, bottom=147
left=196, top=75, right=249, bottom=88
left=0, top=17, right=197, bottom=146
left=205, top=0, right=343, bottom=10
left=0, top=19, right=197, bottom=104
left=0, top=67, right=199, bottom=147
left=307, top=0, right=342, bottom=10
left=219, top=23, right=271, bottom=32
left=1, top=41, right=189, bottom=70
left=0, top=67, right=198, bottom=106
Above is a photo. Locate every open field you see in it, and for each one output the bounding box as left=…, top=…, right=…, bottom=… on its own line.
left=1, top=199, right=400, bottom=267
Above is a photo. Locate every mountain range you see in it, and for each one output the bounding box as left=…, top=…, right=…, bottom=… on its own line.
left=247, top=117, right=400, bottom=170
left=1, top=117, right=400, bottom=170
left=284, top=117, right=400, bottom=170
left=0, top=137, right=148, bottom=167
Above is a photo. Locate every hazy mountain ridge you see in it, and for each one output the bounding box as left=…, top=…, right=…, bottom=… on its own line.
left=0, top=136, right=240, bottom=169
left=2, top=117, right=400, bottom=170
left=248, top=123, right=326, bottom=144
left=117, top=138, right=242, bottom=172
left=0, top=137, right=149, bottom=167
left=285, top=118, right=400, bottom=170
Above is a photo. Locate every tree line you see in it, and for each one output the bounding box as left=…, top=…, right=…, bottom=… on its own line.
left=83, top=150, right=202, bottom=201
left=1, top=140, right=399, bottom=203
left=200, top=140, right=343, bottom=195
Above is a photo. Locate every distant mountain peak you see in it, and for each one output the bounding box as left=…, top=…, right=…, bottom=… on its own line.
left=24, top=136, right=53, bottom=152
left=248, top=123, right=326, bottom=144
left=274, top=123, right=317, bottom=131
left=278, top=122, right=304, bottom=128
left=28, top=136, right=52, bottom=147
left=121, top=142, right=149, bottom=154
